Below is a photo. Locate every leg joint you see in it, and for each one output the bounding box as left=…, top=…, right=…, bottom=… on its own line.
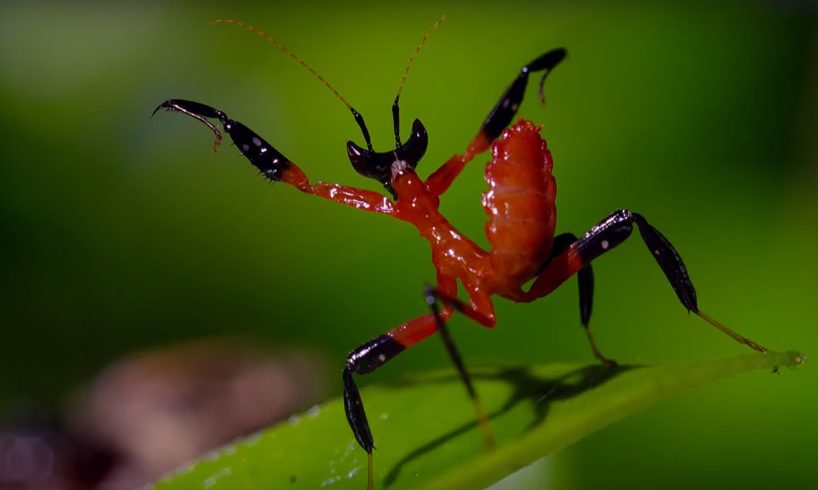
left=346, top=334, right=405, bottom=375
left=576, top=209, right=635, bottom=263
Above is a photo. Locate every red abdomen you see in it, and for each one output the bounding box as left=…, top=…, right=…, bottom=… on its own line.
left=483, top=119, right=557, bottom=289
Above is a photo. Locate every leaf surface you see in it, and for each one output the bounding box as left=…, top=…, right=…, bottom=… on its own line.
left=154, top=350, right=804, bottom=490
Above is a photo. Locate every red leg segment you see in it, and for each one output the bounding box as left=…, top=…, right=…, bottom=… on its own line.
left=280, top=164, right=395, bottom=215
left=426, top=132, right=491, bottom=196
left=431, top=284, right=497, bottom=328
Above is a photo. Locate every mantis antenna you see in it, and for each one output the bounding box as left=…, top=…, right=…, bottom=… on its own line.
left=211, top=13, right=450, bottom=152
left=211, top=18, right=374, bottom=150
left=392, top=12, right=449, bottom=148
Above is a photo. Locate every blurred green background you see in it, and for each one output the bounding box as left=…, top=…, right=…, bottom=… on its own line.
left=1, top=1, right=816, bottom=488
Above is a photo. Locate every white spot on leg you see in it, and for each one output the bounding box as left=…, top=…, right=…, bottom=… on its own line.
left=601, top=240, right=609, bottom=250
left=377, top=354, right=386, bottom=362
left=252, top=136, right=262, bottom=146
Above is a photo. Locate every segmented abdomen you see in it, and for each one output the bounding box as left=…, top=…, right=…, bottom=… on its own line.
left=483, top=119, right=557, bottom=287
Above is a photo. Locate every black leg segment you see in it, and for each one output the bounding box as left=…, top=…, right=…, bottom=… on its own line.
left=573, top=209, right=767, bottom=353
left=342, top=367, right=372, bottom=453
left=344, top=335, right=406, bottom=453
left=153, top=99, right=292, bottom=182
left=547, top=233, right=595, bottom=327
left=547, top=233, right=613, bottom=365
left=480, top=48, right=567, bottom=141
left=574, top=209, right=696, bottom=312
left=423, top=285, right=478, bottom=401
left=423, top=285, right=495, bottom=447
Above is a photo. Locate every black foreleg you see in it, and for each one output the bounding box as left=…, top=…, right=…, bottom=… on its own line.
left=480, top=48, right=567, bottom=141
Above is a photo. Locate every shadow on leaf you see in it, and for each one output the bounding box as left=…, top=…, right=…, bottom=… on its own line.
left=384, top=363, right=638, bottom=487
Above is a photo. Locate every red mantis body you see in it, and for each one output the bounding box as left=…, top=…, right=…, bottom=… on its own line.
left=334, top=120, right=559, bottom=347
left=153, top=15, right=767, bottom=489
left=270, top=118, right=561, bottom=355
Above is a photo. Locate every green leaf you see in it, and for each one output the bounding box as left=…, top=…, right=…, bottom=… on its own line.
left=154, top=350, right=804, bottom=490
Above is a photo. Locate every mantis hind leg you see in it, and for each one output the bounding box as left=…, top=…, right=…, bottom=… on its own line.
left=522, top=211, right=767, bottom=357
